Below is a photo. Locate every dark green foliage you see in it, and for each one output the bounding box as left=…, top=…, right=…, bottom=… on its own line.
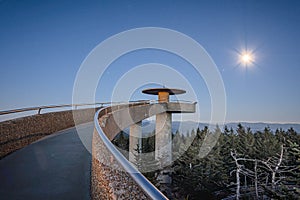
left=133, top=133, right=160, bottom=185
left=170, top=124, right=300, bottom=199
left=112, top=125, right=300, bottom=199
left=112, top=131, right=129, bottom=150
left=279, top=140, right=300, bottom=198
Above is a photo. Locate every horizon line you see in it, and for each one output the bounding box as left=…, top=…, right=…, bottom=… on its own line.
left=144, top=119, right=300, bottom=125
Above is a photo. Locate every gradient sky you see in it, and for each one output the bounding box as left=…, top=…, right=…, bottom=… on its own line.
left=0, top=0, right=299, bottom=123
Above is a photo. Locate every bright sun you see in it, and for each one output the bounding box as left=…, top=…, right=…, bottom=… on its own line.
left=239, top=52, right=254, bottom=66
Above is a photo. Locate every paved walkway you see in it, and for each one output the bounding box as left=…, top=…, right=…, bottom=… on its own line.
left=0, top=122, right=94, bottom=200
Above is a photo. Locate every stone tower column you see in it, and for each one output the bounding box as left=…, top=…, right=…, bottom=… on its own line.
left=129, top=121, right=142, bottom=164
left=155, top=112, right=172, bottom=185
left=142, top=88, right=188, bottom=198
left=155, top=91, right=172, bottom=168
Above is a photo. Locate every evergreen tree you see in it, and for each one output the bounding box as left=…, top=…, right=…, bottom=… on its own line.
left=280, top=140, right=300, bottom=198
left=134, top=143, right=160, bottom=185
left=137, top=124, right=300, bottom=199
left=112, top=131, right=129, bottom=158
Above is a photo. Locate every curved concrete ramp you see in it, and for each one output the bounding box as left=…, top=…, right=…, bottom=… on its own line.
left=100, top=102, right=195, bottom=140
left=0, top=122, right=93, bottom=200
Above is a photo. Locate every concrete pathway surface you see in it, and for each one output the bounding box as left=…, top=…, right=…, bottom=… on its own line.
left=0, top=122, right=94, bottom=200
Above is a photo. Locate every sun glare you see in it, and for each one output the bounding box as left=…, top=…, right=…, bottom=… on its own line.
left=239, top=51, right=255, bottom=66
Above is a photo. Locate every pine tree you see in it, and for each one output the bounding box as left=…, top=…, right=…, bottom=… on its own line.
left=133, top=143, right=160, bottom=185
left=279, top=140, right=300, bottom=198
left=112, top=131, right=129, bottom=158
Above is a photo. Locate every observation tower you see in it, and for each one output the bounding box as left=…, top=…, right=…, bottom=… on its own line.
left=140, top=88, right=195, bottom=195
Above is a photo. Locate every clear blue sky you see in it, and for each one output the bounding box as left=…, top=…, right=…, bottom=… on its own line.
left=0, top=0, right=299, bottom=123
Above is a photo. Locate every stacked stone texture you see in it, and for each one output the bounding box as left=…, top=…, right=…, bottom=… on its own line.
left=0, top=108, right=98, bottom=158
left=91, top=131, right=149, bottom=200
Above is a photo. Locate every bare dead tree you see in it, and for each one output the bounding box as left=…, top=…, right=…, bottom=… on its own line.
left=254, top=159, right=259, bottom=199
left=230, top=149, right=286, bottom=199
left=231, top=150, right=241, bottom=200
left=260, top=144, right=284, bottom=190
left=230, top=143, right=299, bottom=199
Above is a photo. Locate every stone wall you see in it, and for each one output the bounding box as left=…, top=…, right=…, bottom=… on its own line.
left=91, top=131, right=149, bottom=200
left=0, top=107, right=99, bottom=158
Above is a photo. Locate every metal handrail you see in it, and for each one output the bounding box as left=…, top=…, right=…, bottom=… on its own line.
left=94, top=106, right=168, bottom=200
left=0, top=102, right=113, bottom=116
left=0, top=100, right=196, bottom=116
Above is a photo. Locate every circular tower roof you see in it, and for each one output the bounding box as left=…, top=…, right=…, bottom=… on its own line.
left=142, top=88, right=186, bottom=95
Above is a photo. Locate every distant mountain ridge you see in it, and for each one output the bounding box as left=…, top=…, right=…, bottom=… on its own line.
left=129, top=121, right=300, bottom=135
left=225, top=122, right=300, bottom=133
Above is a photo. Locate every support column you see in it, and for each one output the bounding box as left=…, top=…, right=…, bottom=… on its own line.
left=129, top=121, right=142, bottom=164
left=155, top=113, right=172, bottom=166
left=142, top=88, right=188, bottom=199
left=155, top=112, right=172, bottom=194
left=158, top=91, right=169, bottom=102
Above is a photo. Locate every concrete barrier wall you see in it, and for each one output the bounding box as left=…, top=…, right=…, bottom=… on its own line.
left=91, top=131, right=149, bottom=200
left=92, top=105, right=170, bottom=200
left=0, top=107, right=100, bottom=158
